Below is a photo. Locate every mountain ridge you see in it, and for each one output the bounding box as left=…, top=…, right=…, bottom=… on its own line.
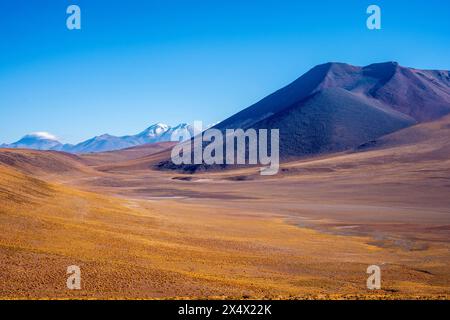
left=214, top=61, right=450, bottom=133
left=156, top=61, right=449, bottom=171
left=1, top=122, right=194, bottom=154
left=2, top=61, right=449, bottom=158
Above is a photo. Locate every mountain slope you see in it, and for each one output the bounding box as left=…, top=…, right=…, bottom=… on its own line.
left=215, top=62, right=450, bottom=132
left=0, top=164, right=51, bottom=203
left=357, top=114, right=450, bottom=161
left=0, top=132, right=64, bottom=151
left=0, top=148, right=93, bottom=176
left=66, top=134, right=137, bottom=153
left=208, top=62, right=450, bottom=156
left=215, top=62, right=334, bottom=130
left=360, top=62, right=450, bottom=121
left=78, top=141, right=176, bottom=166
left=253, top=87, right=415, bottom=159
left=133, top=123, right=171, bottom=144
left=157, top=61, right=449, bottom=171
left=66, top=123, right=193, bottom=153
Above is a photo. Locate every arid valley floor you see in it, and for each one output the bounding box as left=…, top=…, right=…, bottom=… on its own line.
left=1, top=117, right=450, bottom=299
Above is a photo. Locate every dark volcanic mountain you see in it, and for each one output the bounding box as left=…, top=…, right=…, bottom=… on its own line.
left=217, top=62, right=450, bottom=131
left=159, top=61, right=450, bottom=169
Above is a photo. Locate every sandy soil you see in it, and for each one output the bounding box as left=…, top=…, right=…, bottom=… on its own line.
left=0, top=134, right=449, bottom=299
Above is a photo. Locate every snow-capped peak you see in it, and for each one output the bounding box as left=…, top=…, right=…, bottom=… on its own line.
left=139, top=123, right=170, bottom=137
left=0, top=131, right=63, bottom=151
left=0, top=122, right=193, bottom=153
left=163, top=123, right=194, bottom=142
left=25, top=131, right=59, bottom=141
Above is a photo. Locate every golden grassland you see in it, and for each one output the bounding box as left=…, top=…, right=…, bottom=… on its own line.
left=0, top=119, right=449, bottom=300
left=0, top=164, right=448, bottom=299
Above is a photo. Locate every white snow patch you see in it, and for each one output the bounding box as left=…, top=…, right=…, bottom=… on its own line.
left=28, top=132, right=59, bottom=141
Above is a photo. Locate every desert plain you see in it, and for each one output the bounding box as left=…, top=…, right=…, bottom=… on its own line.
left=0, top=117, right=449, bottom=299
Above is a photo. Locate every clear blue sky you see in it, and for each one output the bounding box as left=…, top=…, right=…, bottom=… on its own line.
left=0, top=0, right=449, bottom=144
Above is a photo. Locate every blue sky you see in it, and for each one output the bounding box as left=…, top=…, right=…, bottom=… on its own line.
left=0, top=0, right=449, bottom=144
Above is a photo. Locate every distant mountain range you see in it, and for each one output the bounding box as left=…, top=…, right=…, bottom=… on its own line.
left=3, top=61, right=450, bottom=161
left=0, top=123, right=194, bottom=153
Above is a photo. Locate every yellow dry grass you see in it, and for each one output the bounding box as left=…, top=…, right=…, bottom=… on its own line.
left=0, top=123, right=449, bottom=301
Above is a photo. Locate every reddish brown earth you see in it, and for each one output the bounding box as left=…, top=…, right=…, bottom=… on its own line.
left=0, top=118, right=449, bottom=299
